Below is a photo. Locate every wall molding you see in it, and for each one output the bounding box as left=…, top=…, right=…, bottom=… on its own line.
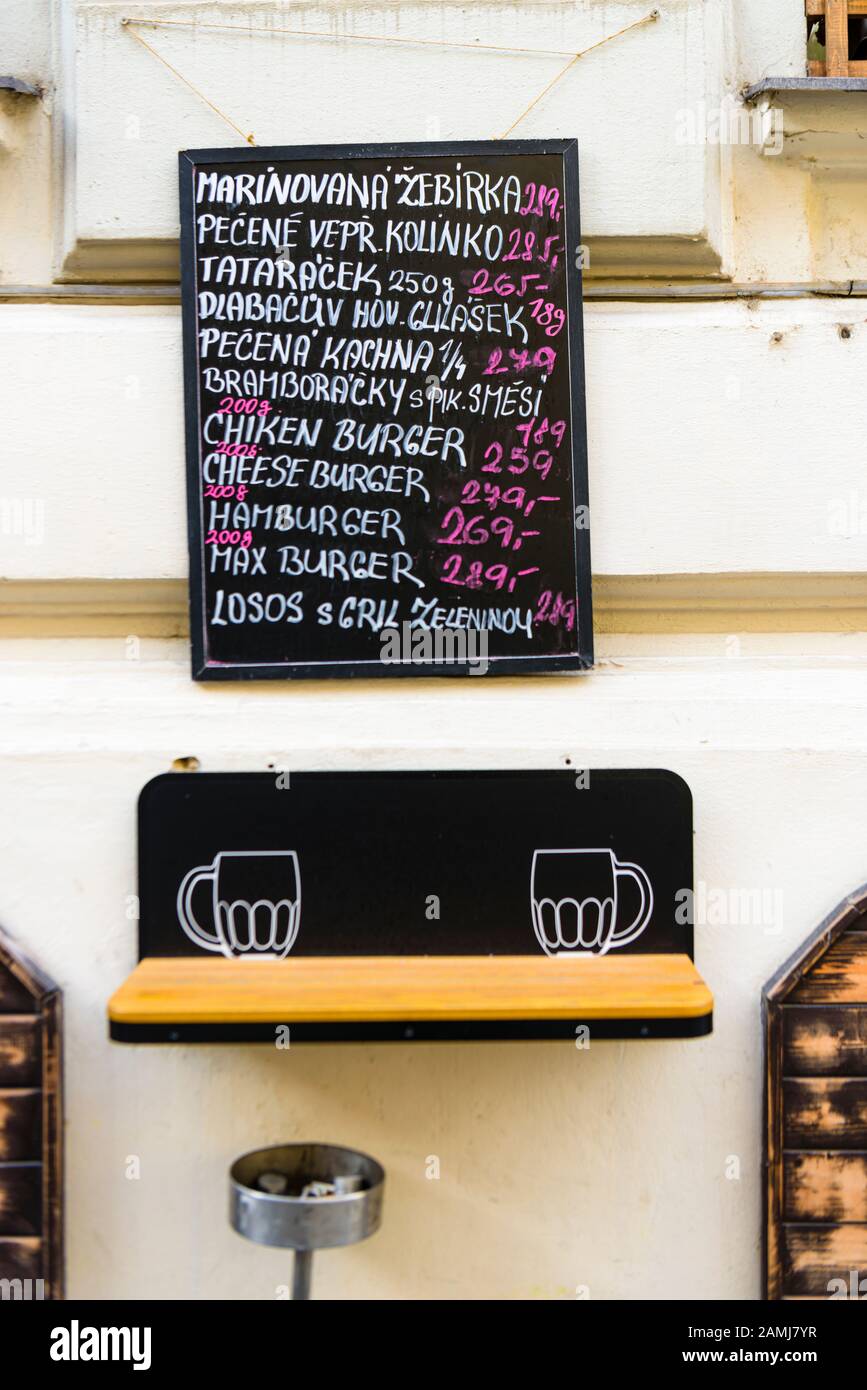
left=595, top=573, right=867, bottom=633
left=53, top=233, right=721, bottom=287
left=2, top=282, right=865, bottom=306
left=1, top=575, right=864, bottom=638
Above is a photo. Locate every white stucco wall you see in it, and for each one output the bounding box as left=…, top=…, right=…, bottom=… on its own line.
left=1, top=0, right=866, bottom=1300
left=1, top=634, right=865, bottom=1299
left=5, top=638, right=864, bottom=1303
left=2, top=298, right=866, bottom=581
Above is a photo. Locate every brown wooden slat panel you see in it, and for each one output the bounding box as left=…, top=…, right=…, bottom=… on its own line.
left=0, top=1016, right=40, bottom=1086
left=0, top=967, right=33, bottom=1013
left=829, top=930, right=867, bottom=953
left=0, top=1163, right=41, bottom=1235
left=0, top=1089, right=41, bottom=1162
left=766, top=887, right=867, bottom=1297
left=784, top=1078, right=867, bottom=1149
left=786, top=60, right=867, bottom=77
left=0, top=936, right=60, bottom=1298
left=782, top=1223, right=867, bottom=1296
left=825, top=0, right=851, bottom=77
left=788, top=937, right=867, bottom=1005
left=784, top=1152, right=867, bottom=1222
left=0, top=1235, right=41, bottom=1284
left=783, top=1005, right=867, bottom=1075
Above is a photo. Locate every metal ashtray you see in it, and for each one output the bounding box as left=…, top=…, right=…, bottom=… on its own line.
left=229, top=1143, right=385, bottom=1299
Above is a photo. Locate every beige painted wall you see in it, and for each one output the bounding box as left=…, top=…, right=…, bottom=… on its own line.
left=1, top=633, right=865, bottom=1299
left=2, top=298, right=867, bottom=582
left=0, top=0, right=866, bottom=1299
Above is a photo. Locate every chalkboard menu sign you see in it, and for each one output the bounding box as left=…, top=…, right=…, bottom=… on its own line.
left=179, top=141, right=592, bottom=680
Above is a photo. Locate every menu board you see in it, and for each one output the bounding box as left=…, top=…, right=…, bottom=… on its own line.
left=179, top=141, right=592, bottom=680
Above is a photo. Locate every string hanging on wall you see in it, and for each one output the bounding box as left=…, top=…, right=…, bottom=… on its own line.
left=121, top=10, right=660, bottom=145
left=123, top=22, right=256, bottom=143
left=497, top=10, right=659, bottom=138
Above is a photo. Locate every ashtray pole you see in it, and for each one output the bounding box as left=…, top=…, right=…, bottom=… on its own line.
left=229, top=1143, right=385, bottom=1302
left=292, top=1249, right=313, bottom=1301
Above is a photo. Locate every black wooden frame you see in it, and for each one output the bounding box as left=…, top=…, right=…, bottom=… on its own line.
left=179, top=139, right=593, bottom=681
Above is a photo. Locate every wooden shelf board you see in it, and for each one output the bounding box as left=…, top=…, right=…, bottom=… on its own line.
left=108, top=954, right=713, bottom=1026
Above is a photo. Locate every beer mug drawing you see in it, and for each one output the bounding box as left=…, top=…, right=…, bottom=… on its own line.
left=530, top=848, right=653, bottom=957
left=176, top=850, right=301, bottom=958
